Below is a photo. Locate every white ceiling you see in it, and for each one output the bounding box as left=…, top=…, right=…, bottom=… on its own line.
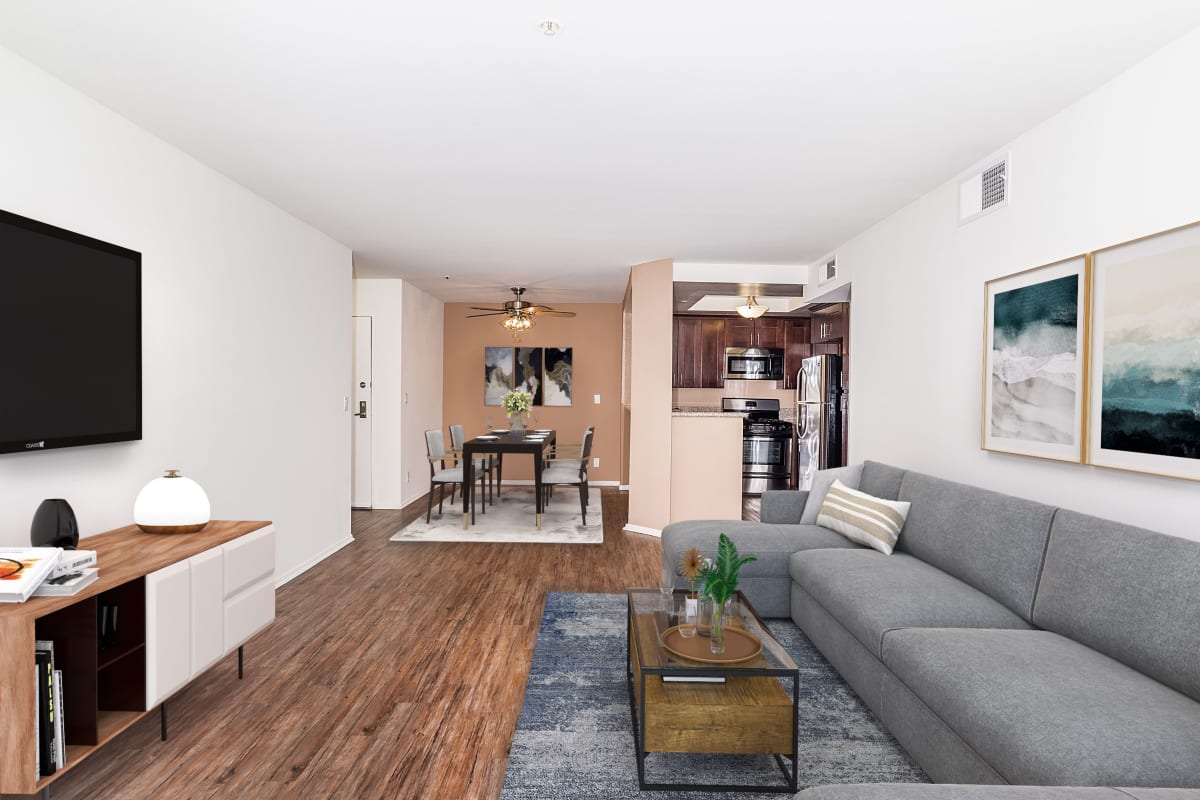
left=2, top=1, right=1199, bottom=303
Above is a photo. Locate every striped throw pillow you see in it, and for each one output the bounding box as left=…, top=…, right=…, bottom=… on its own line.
left=816, top=479, right=911, bottom=555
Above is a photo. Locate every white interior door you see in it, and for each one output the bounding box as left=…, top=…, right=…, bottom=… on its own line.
left=352, top=316, right=373, bottom=509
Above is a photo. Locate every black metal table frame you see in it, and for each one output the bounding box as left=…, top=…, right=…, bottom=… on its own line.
left=462, top=430, right=556, bottom=529
left=626, top=589, right=800, bottom=793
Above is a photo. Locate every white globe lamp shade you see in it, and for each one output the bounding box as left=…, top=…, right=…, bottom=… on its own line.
left=134, top=469, right=211, bottom=534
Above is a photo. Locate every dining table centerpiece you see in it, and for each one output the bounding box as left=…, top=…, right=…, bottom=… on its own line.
left=698, top=533, right=757, bottom=654
left=502, top=390, right=534, bottom=437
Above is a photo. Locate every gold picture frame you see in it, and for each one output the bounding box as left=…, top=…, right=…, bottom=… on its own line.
left=1086, top=219, right=1200, bottom=481
left=982, top=255, right=1090, bottom=463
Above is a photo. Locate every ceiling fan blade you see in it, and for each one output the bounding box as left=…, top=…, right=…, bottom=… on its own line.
left=469, top=306, right=506, bottom=312
left=465, top=312, right=509, bottom=318
left=534, top=310, right=576, bottom=317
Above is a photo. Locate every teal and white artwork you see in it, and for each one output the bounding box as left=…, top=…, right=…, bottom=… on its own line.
left=983, top=256, right=1087, bottom=462
left=1089, top=222, right=1200, bottom=480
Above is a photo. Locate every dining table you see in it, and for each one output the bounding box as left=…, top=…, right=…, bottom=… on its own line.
left=462, top=429, right=556, bottom=529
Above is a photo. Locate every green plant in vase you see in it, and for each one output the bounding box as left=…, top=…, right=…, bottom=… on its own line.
left=698, top=533, right=757, bottom=654
left=502, top=390, right=533, bottom=435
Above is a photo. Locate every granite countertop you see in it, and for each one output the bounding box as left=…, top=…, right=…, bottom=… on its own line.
left=671, top=405, right=797, bottom=422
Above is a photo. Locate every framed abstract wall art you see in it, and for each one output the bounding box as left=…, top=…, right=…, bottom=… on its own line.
left=982, top=255, right=1089, bottom=463
left=1086, top=221, right=1200, bottom=481
left=514, top=347, right=543, bottom=405
left=484, top=347, right=514, bottom=406
left=543, top=347, right=573, bottom=406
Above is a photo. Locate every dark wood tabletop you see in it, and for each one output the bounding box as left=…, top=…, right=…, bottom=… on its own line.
left=462, top=429, right=556, bottom=529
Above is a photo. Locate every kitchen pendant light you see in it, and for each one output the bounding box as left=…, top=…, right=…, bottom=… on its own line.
left=734, top=296, right=768, bottom=319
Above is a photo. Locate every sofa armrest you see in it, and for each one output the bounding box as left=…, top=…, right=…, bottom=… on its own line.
left=761, top=490, right=809, bottom=524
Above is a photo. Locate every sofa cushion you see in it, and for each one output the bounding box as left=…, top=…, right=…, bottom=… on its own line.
left=1033, top=509, right=1200, bottom=703
left=662, top=519, right=857, bottom=583
left=881, top=628, right=1200, bottom=787
left=817, top=480, right=911, bottom=555
left=789, top=550, right=1031, bottom=658
left=760, top=488, right=809, bottom=524
left=895, top=471, right=1054, bottom=620
left=800, top=463, right=865, bottom=523
left=859, top=461, right=907, bottom=500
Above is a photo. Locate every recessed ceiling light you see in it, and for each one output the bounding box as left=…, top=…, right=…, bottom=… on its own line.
left=539, top=19, right=560, bottom=36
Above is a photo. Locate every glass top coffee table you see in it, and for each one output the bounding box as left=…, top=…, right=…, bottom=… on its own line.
left=626, top=588, right=799, bottom=792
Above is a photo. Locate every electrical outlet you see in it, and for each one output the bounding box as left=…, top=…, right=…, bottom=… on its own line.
left=592, top=457, right=600, bottom=468
left=593, top=394, right=601, bottom=404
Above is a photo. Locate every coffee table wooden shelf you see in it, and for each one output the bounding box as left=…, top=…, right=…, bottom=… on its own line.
left=626, top=588, right=799, bottom=792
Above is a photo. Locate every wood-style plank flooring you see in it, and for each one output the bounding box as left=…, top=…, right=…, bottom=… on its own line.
left=9, top=488, right=661, bottom=800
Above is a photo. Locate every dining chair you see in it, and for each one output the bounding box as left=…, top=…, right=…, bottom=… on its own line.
left=545, top=425, right=593, bottom=502
left=425, top=429, right=487, bottom=523
left=539, top=427, right=595, bottom=525
left=448, top=423, right=494, bottom=507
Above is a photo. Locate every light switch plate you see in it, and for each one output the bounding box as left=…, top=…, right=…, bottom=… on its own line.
left=592, top=457, right=600, bottom=468
left=594, top=394, right=601, bottom=404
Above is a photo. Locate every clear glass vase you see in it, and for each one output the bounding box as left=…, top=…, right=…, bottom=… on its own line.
left=710, top=599, right=726, bottom=654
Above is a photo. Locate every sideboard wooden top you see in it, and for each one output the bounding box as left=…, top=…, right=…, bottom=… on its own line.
left=0, top=520, right=272, bottom=620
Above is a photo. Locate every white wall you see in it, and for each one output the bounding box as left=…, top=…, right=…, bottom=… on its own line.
left=841, top=28, right=1200, bottom=542
left=352, top=279, right=444, bottom=509
left=400, top=283, right=444, bottom=507
left=0, top=47, right=354, bottom=580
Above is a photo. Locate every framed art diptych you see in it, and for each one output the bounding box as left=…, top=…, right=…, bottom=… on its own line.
left=484, top=346, right=573, bottom=406
left=1087, top=221, right=1200, bottom=481
left=982, top=255, right=1089, bottom=463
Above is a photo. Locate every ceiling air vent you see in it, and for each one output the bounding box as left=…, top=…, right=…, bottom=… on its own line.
left=958, top=155, right=1009, bottom=224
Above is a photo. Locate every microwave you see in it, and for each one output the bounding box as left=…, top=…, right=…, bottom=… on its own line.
left=724, top=347, right=785, bottom=381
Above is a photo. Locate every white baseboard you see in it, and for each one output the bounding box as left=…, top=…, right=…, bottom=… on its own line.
left=623, top=523, right=662, bottom=538
left=618, top=484, right=630, bottom=491
left=275, top=533, right=355, bottom=587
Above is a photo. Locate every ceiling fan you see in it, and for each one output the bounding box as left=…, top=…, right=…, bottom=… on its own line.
left=467, top=287, right=576, bottom=340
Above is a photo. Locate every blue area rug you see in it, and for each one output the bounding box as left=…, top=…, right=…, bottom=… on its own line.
left=501, top=593, right=928, bottom=799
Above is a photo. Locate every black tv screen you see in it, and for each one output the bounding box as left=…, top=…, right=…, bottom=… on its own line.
left=0, top=209, right=141, bottom=455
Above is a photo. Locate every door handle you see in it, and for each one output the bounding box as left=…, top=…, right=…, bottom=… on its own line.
left=356, top=400, right=367, bottom=419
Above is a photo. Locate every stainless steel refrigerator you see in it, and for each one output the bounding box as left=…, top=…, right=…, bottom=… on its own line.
left=795, top=354, right=843, bottom=488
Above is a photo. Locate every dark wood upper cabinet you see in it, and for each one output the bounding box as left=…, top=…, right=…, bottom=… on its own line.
left=811, top=306, right=845, bottom=343
left=782, top=318, right=812, bottom=389
left=673, top=316, right=726, bottom=388
left=726, top=316, right=785, bottom=349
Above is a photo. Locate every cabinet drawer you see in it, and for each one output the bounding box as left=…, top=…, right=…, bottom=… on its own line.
left=224, top=577, right=275, bottom=652
left=190, top=547, right=224, bottom=674
left=223, top=524, right=275, bottom=598
left=146, top=561, right=191, bottom=708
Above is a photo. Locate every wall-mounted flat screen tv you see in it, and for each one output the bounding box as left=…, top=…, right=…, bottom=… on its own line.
left=0, top=209, right=141, bottom=455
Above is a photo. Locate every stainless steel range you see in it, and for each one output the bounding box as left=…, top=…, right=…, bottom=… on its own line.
left=722, top=397, right=793, bottom=495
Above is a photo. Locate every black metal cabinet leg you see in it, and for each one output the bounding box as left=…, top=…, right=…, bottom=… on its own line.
left=161, top=702, right=168, bottom=741
left=238, top=645, right=244, bottom=679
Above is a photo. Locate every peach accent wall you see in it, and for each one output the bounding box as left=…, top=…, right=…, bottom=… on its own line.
left=442, top=302, right=623, bottom=482
left=627, top=258, right=674, bottom=534
left=670, top=416, right=743, bottom=522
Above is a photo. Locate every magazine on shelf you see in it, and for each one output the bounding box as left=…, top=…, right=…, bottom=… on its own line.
left=33, top=569, right=99, bottom=597
left=52, top=670, right=65, bottom=770
left=0, top=548, right=63, bottom=603
left=35, top=643, right=56, bottom=776
left=49, top=550, right=96, bottom=580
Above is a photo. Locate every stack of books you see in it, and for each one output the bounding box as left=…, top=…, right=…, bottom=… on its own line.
left=0, top=549, right=98, bottom=603
left=35, top=639, right=65, bottom=777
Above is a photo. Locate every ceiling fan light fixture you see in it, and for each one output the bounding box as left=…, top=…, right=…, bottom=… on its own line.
left=735, top=296, right=768, bottom=319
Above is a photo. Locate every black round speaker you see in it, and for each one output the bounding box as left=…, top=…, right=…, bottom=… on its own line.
left=31, top=498, right=79, bottom=549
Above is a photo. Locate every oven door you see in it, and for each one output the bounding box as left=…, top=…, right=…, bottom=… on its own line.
left=742, top=434, right=792, bottom=494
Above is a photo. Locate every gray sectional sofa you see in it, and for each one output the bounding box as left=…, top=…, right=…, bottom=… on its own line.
left=661, top=461, right=1200, bottom=797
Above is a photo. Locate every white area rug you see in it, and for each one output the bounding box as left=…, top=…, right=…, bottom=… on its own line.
left=389, top=485, right=602, bottom=544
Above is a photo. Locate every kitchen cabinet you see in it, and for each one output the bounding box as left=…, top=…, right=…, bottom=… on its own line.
left=673, top=316, right=726, bottom=388
left=726, top=317, right=786, bottom=349
left=782, top=319, right=812, bottom=389
left=811, top=305, right=845, bottom=343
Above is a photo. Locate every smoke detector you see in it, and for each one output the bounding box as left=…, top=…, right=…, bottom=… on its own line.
left=539, top=19, right=560, bottom=36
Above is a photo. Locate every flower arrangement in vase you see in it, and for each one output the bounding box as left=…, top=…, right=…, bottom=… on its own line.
left=502, top=390, right=533, bottom=436
left=697, top=533, right=757, bottom=654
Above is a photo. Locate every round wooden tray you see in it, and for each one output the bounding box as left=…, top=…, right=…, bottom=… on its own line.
left=661, top=624, right=762, bottom=665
